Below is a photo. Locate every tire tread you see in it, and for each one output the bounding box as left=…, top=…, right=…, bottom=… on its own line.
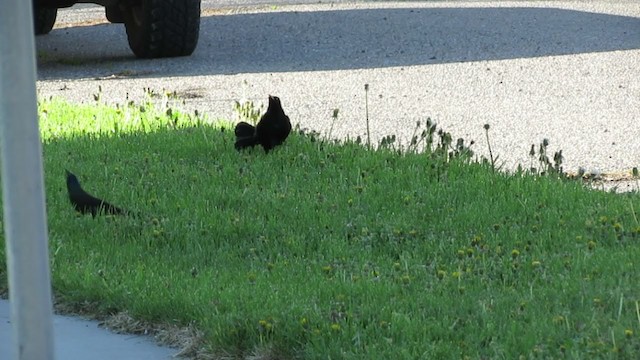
left=125, top=0, right=200, bottom=58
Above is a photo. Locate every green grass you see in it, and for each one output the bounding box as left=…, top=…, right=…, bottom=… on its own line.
left=2, top=97, right=640, bottom=359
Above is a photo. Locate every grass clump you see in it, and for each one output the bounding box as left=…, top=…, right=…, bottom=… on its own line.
left=0, top=96, right=639, bottom=359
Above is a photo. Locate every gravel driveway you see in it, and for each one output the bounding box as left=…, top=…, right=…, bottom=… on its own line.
left=35, top=1, right=640, bottom=190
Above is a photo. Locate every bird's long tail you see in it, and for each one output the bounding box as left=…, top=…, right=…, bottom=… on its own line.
left=234, top=122, right=260, bottom=150
left=102, top=202, right=126, bottom=216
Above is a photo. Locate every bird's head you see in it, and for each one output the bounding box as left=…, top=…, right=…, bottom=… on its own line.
left=65, top=169, right=80, bottom=189
left=268, top=94, right=281, bottom=104
left=267, top=95, right=283, bottom=112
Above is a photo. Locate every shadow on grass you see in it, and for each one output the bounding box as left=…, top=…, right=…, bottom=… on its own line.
left=36, top=6, right=640, bottom=80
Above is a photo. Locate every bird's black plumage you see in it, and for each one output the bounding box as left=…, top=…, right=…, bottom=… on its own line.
left=234, top=95, right=292, bottom=152
left=65, top=170, right=127, bottom=217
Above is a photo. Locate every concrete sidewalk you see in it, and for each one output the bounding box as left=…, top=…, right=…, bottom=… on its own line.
left=0, top=300, right=176, bottom=359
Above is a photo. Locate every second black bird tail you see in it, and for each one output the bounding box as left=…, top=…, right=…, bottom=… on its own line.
left=235, top=121, right=255, bottom=138
left=234, top=121, right=260, bottom=150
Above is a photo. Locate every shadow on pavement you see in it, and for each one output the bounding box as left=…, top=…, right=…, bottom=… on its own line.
left=36, top=6, right=640, bottom=80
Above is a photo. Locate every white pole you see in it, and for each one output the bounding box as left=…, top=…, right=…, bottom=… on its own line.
left=0, top=0, right=55, bottom=359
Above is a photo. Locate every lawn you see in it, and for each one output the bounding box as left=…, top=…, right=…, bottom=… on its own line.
left=1, top=94, right=640, bottom=359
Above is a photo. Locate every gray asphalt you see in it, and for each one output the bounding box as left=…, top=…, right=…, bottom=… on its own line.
left=35, top=1, right=640, bottom=190
left=0, top=300, right=175, bottom=359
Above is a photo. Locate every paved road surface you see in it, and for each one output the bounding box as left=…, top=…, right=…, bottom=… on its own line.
left=35, top=1, right=640, bottom=185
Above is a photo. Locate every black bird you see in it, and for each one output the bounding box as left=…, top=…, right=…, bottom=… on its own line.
left=234, top=95, right=292, bottom=152
left=65, top=170, right=127, bottom=217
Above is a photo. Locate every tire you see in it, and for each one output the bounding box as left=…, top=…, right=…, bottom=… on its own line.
left=106, top=6, right=125, bottom=24
left=34, top=6, right=57, bottom=35
left=123, top=0, right=201, bottom=59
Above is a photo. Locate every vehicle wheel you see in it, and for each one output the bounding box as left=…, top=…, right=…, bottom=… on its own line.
left=105, top=6, right=125, bottom=24
left=123, top=0, right=201, bottom=58
left=34, top=6, right=57, bottom=35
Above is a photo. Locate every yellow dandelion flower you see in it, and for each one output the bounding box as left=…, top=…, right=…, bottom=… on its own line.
left=593, top=298, right=602, bottom=306
left=330, top=323, right=341, bottom=332
left=613, top=223, right=623, bottom=232
left=625, top=329, right=633, bottom=338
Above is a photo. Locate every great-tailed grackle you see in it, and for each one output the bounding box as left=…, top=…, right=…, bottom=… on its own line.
left=65, top=170, right=127, bottom=217
left=234, top=95, right=292, bottom=152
